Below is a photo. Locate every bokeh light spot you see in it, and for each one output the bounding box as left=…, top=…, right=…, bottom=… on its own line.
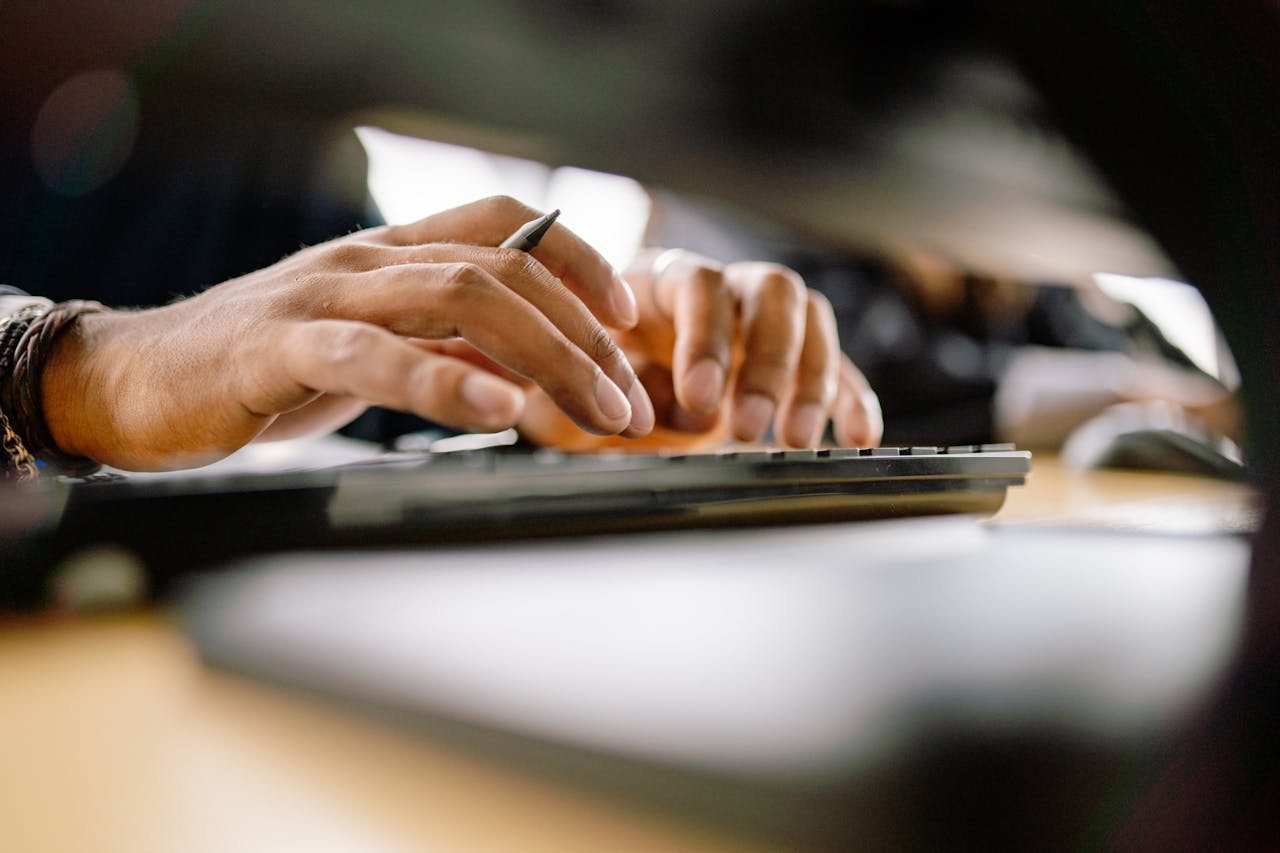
left=31, top=68, right=140, bottom=197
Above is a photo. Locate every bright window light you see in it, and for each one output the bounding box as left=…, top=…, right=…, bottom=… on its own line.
left=1093, top=273, right=1237, bottom=386
left=356, top=126, right=651, bottom=270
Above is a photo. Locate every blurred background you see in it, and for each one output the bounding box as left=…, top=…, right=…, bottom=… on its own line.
left=1, top=0, right=1255, bottom=459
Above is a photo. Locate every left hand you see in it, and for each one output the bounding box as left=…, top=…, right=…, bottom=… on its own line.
left=40, top=197, right=653, bottom=471
left=517, top=249, right=883, bottom=451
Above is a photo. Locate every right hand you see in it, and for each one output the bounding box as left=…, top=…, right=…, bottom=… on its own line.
left=517, top=249, right=883, bottom=452
left=40, top=196, right=654, bottom=471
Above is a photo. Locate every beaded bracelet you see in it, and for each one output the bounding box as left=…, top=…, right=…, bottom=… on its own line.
left=0, top=299, right=105, bottom=479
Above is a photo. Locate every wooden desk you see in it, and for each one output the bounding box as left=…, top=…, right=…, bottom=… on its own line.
left=0, top=458, right=1257, bottom=853
left=991, top=454, right=1260, bottom=534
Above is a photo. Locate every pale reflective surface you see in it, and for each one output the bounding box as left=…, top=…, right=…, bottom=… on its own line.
left=186, top=519, right=1248, bottom=781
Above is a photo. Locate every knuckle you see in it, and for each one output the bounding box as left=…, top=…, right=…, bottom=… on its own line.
left=752, top=347, right=796, bottom=377
left=759, top=267, right=807, bottom=310
left=740, top=352, right=794, bottom=396
left=438, top=262, right=488, bottom=300
left=284, top=274, right=335, bottom=318
left=807, top=288, right=834, bottom=317
left=322, top=241, right=376, bottom=270
left=476, top=194, right=534, bottom=220
left=492, top=247, right=541, bottom=281
left=798, top=353, right=830, bottom=383
left=380, top=223, right=412, bottom=245
left=793, top=361, right=834, bottom=402
left=586, top=323, right=620, bottom=365
left=688, top=264, right=726, bottom=297
left=416, top=356, right=465, bottom=396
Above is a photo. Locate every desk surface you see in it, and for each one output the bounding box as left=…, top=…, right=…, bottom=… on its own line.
left=0, top=458, right=1259, bottom=853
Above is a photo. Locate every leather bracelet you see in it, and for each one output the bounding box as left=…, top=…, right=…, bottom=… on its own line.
left=0, top=302, right=50, bottom=371
left=0, top=300, right=105, bottom=477
left=0, top=302, right=49, bottom=481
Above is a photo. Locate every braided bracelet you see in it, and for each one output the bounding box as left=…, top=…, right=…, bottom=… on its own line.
left=0, top=302, right=48, bottom=481
left=0, top=300, right=105, bottom=478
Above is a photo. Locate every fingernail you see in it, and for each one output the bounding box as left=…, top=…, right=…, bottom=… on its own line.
left=627, top=380, right=655, bottom=436
left=682, top=358, right=725, bottom=414
left=787, top=403, right=826, bottom=447
left=612, top=272, right=639, bottom=327
left=460, top=373, right=521, bottom=420
left=595, top=372, right=632, bottom=423
left=733, top=393, right=775, bottom=441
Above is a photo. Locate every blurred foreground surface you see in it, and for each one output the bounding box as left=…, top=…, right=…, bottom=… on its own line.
left=1, top=458, right=1258, bottom=852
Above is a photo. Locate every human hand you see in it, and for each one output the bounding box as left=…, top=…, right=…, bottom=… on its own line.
left=39, top=196, right=655, bottom=470
left=517, top=249, right=883, bottom=452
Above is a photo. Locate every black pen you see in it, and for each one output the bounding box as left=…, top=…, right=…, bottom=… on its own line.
left=499, top=209, right=560, bottom=251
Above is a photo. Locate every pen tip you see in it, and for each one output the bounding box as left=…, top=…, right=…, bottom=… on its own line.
left=525, top=209, right=560, bottom=247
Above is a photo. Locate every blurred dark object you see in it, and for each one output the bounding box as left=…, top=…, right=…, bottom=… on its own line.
left=1085, top=427, right=1247, bottom=481
left=786, top=256, right=1215, bottom=448
left=986, top=5, right=1280, bottom=850
left=1063, top=401, right=1248, bottom=481
left=0, top=0, right=1183, bottom=302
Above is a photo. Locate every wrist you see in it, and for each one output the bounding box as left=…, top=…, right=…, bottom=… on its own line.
left=39, top=306, right=119, bottom=468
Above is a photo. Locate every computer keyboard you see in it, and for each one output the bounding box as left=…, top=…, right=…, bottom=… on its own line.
left=2, top=444, right=1030, bottom=606
left=328, top=443, right=1030, bottom=531
left=44, top=442, right=1021, bottom=556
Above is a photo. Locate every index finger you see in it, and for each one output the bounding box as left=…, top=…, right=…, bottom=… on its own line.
left=378, top=195, right=639, bottom=330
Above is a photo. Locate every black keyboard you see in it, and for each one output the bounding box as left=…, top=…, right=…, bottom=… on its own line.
left=3, top=445, right=1029, bottom=605
left=336, top=442, right=1028, bottom=528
